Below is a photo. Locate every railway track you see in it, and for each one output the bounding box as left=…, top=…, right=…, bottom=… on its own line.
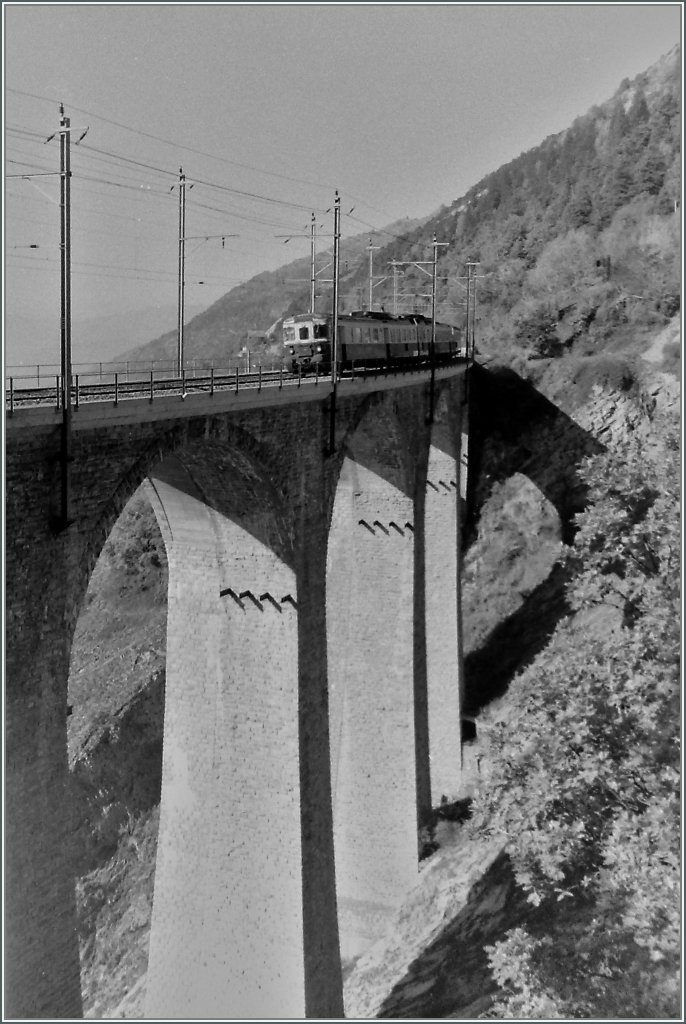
left=6, top=368, right=286, bottom=411
left=5, top=360, right=461, bottom=413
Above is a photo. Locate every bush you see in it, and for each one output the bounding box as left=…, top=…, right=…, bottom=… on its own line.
left=514, top=305, right=562, bottom=358
left=660, top=339, right=680, bottom=377
left=567, top=353, right=637, bottom=403
left=472, top=417, right=680, bottom=1018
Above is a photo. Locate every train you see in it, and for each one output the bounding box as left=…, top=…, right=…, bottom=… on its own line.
left=282, top=309, right=463, bottom=374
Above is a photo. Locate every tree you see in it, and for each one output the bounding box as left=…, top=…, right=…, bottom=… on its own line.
left=660, top=155, right=682, bottom=214
left=628, top=88, right=650, bottom=128
left=527, top=229, right=600, bottom=300
left=472, top=414, right=680, bottom=1018
left=513, top=302, right=561, bottom=358
left=606, top=100, right=630, bottom=149
left=566, top=180, right=594, bottom=229
left=634, top=143, right=668, bottom=197
left=651, top=90, right=680, bottom=147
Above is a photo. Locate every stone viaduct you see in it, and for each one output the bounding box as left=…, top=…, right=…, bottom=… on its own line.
left=5, top=366, right=469, bottom=1019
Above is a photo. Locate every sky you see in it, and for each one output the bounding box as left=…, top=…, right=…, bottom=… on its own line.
left=3, top=2, right=682, bottom=346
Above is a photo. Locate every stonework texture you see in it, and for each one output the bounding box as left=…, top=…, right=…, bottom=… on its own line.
left=5, top=369, right=466, bottom=1018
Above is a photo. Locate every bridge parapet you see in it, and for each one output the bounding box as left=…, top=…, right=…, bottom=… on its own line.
left=4, top=371, right=468, bottom=1018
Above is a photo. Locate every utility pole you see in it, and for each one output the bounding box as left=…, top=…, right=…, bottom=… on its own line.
left=391, top=236, right=448, bottom=423
left=391, top=262, right=401, bottom=314
left=59, top=103, right=72, bottom=528
left=328, top=191, right=341, bottom=455
left=42, top=105, right=87, bottom=529
left=465, top=264, right=471, bottom=359
left=176, top=167, right=186, bottom=376
left=463, top=261, right=481, bottom=411
left=276, top=213, right=320, bottom=313
left=465, top=261, right=480, bottom=361
left=388, top=259, right=433, bottom=316
left=309, top=212, right=317, bottom=313
left=429, top=236, right=448, bottom=423
left=366, top=238, right=381, bottom=311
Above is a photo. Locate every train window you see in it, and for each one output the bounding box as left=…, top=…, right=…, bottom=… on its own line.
left=372, top=327, right=379, bottom=341
left=353, top=327, right=361, bottom=343
left=314, top=323, right=328, bottom=338
left=299, top=326, right=310, bottom=340
left=384, top=328, right=389, bottom=344
left=283, top=327, right=295, bottom=342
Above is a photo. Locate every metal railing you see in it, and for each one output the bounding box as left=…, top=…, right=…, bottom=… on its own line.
left=5, top=353, right=468, bottom=414
left=4, top=357, right=282, bottom=390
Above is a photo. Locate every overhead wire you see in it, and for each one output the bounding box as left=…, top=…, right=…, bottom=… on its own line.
left=8, top=101, right=331, bottom=214
left=6, top=263, right=240, bottom=286
left=9, top=110, right=400, bottom=237
left=6, top=86, right=338, bottom=193
left=11, top=109, right=403, bottom=239
left=7, top=252, right=239, bottom=287
left=8, top=92, right=415, bottom=238
left=9, top=120, right=335, bottom=243
left=6, top=174, right=303, bottom=265
left=6, top=99, right=425, bottom=313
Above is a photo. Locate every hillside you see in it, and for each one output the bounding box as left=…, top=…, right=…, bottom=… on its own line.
left=66, top=46, right=681, bottom=1018
left=121, top=46, right=680, bottom=379
left=118, top=216, right=428, bottom=367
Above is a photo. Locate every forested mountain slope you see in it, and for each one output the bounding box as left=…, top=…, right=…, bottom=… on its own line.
left=124, top=45, right=680, bottom=374
left=118, top=216, right=427, bottom=366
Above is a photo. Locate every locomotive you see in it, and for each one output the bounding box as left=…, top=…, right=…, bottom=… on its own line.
left=282, top=309, right=462, bottom=374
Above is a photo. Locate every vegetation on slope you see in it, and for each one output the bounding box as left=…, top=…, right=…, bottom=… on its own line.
left=471, top=408, right=680, bottom=1018
left=123, top=47, right=680, bottom=384
left=419, top=44, right=681, bottom=368
left=120, top=217, right=427, bottom=366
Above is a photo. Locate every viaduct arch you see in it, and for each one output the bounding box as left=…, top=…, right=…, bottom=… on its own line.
left=5, top=372, right=467, bottom=1018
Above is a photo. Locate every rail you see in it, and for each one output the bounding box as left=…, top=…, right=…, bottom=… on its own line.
left=4, top=357, right=272, bottom=389
left=5, top=355, right=468, bottom=415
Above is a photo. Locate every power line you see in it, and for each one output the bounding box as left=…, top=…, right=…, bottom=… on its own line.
left=6, top=124, right=47, bottom=139
left=6, top=104, right=426, bottom=313
left=186, top=195, right=306, bottom=232
left=8, top=132, right=171, bottom=192
left=5, top=262, right=240, bottom=286
left=6, top=86, right=336, bottom=193
left=8, top=93, right=422, bottom=243
left=7, top=252, right=240, bottom=286
left=48, top=123, right=330, bottom=214
left=8, top=105, right=412, bottom=254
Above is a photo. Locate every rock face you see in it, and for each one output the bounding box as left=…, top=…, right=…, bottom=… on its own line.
left=71, top=672, right=164, bottom=874
left=68, top=490, right=167, bottom=1017
left=346, top=346, right=680, bottom=1017
left=343, top=833, right=506, bottom=1018
left=641, top=315, right=680, bottom=365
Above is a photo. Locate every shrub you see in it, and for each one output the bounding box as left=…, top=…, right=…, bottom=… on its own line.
left=567, top=353, right=637, bottom=403
left=472, top=416, right=680, bottom=1018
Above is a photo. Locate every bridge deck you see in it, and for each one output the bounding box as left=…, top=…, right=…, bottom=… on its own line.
left=6, top=363, right=467, bottom=429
